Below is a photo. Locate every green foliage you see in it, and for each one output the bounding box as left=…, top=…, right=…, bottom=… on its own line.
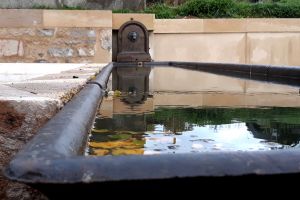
left=32, top=0, right=300, bottom=18
left=144, top=3, right=178, bottom=18
left=179, top=0, right=234, bottom=18
left=143, top=0, right=300, bottom=18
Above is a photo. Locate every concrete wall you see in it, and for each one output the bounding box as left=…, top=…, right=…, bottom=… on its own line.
left=153, top=18, right=300, bottom=92
left=154, top=19, right=300, bottom=66
left=0, top=0, right=145, bottom=10
left=0, top=9, right=112, bottom=63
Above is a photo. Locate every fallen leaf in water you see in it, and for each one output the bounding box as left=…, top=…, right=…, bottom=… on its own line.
left=112, top=148, right=144, bottom=156
left=93, top=149, right=109, bottom=156
left=90, top=140, right=143, bottom=149
left=114, top=90, right=122, bottom=97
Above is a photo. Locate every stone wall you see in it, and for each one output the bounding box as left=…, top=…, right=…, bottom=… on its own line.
left=152, top=18, right=300, bottom=93
left=154, top=19, right=300, bottom=66
left=0, top=10, right=112, bottom=63
left=86, top=0, right=145, bottom=10
left=1, top=10, right=300, bottom=66
left=0, top=0, right=145, bottom=10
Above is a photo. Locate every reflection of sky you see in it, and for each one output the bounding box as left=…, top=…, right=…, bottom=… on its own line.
left=144, top=123, right=285, bottom=155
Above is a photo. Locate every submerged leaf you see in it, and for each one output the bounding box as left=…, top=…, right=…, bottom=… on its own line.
left=112, top=148, right=144, bottom=156
left=89, top=140, right=143, bottom=149
left=92, top=149, right=109, bottom=156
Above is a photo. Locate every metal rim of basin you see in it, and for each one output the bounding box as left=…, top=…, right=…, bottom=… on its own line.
left=4, top=61, right=300, bottom=184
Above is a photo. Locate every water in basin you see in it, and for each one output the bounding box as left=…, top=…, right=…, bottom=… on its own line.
left=87, top=67, right=300, bottom=156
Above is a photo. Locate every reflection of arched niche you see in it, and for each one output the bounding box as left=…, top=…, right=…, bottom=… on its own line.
left=117, top=21, right=151, bottom=62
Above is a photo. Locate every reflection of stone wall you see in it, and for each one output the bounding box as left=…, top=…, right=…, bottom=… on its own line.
left=152, top=67, right=300, bottom=94
left=0, top=10, right=112, bottom=63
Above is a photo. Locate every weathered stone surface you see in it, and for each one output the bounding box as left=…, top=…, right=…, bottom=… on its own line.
left=37, top=29, right=56, bottom=37
left=0, top=28, right=35, bottom=37
left=0, top=40, right=23, bottom=57
left=18, top=41, right=24, bottom=57
left=86, top=0, right=145, bottom=10
left=100, top=29, right=112, bottom=52
left=48, top=48, right=74, bottom=57
left=43, top=10, right=112, bottom=28
left=0, top=0, right=145, bottom=10
left=0, top=10, right=42, bottom=28
left=78, top=47, right=95, bottom=57
left=70, top=29, right=96, bottom=38
left=63, top=0, right=87, bottom=7
left=65, top=40, right=82, bottom=45
left=0, top=0, right=57, bottom=8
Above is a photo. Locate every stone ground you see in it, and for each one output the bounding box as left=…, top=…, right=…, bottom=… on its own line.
left=0, top=63, right=106, bottom=199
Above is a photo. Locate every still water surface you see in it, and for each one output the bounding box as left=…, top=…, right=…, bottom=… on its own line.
left=87, top=68, right=300, bottom=156
left=88, top=97, right=300, bottom=156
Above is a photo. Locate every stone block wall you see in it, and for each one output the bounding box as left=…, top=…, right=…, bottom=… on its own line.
left=0, top=10, right=112, bottom=63
left=0, top=0, right=145, bottom=10
left=152, top=18, right=300, bottom=93
left=154, top=19, right=300, bottom=66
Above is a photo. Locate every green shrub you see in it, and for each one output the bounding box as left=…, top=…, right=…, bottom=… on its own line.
left=144, top=0, right=300, bottom=18
left=144, top=3, right=178, bottom=18
left=179, top=0, right=234, bottom=18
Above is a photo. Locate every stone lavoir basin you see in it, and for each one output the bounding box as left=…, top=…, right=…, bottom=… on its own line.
left=5, top=62, right=300, bottom=196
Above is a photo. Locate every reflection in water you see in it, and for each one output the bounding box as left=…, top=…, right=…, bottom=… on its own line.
left=87, top=97, right=300, bottom=156
left=88, top=66, right=300, bottom=156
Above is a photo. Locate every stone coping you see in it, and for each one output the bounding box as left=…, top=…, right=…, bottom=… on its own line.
left=0, top=9, right=112, bottom=28
left=1, top=9, right=299, bottom=33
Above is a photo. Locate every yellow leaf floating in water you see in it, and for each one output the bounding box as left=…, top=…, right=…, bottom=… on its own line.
left=89, top=140, right=144, bottom=149
left=112, top=148, right=144, bottom=156
left=113, top=90, right=122, bottom=97
left=93, top=149, right=109, bottom=156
